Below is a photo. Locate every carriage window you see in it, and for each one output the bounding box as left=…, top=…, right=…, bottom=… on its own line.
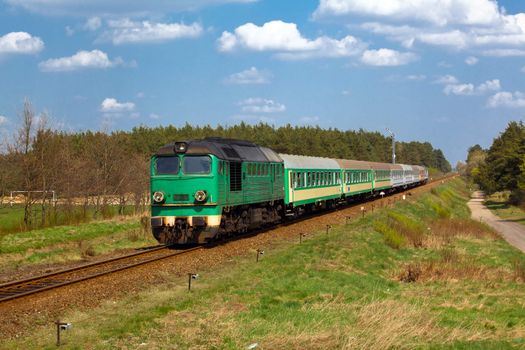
left=183, top=156, right=211, bottom=174
left=218, top=161, right=224, bottom=175
left=156, top=156, right=179, bottom=175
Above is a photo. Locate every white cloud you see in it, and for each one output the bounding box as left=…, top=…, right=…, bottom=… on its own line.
left=0, top=32, right=44, bottom=55
left=5, top=0, right=257, bottom=16
left=84, top=17, right=102, bottom=31
left=465, top=56, right=479, bottom=65
left=0, top=115, right=8, bottom=126
left=341, top=90, right=351, bottom=96
left=100, top=98, right=135, bottom=112
left=353, top=9, right=525, bottom=54
left=149, top=113, right=161, bottom=120
left=218, top=20, right=366, bottom=59
left=299, top=116, right=320, bottom=124
left=443, top=83, right=475, bottom=95
left=361, top=22, right=470, bottom=49
left=482, top=49, right=525, bottom=57
left=39, top=49, right=121, bottom=72
left=437, top=77, right=501, bottom=96
left=360, top=49, right=418, bottom=66
left=225, top=67, right=271, bottom=84
left=314, top=0, right=501, bottom=26
left=99, top=19, right=202, bottom=45
left=407, top=74, right=426, bottom=81
left=435, top=75, right=459, bottom=84
left=487, top=91, right=525, bottom=108
left=238, top=98, right=286, bottom=113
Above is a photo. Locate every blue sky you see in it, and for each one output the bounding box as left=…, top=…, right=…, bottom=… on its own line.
left=0, top=0, right=524, bottom=165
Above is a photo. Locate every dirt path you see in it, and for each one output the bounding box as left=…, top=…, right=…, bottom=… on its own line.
left=468, top=191, right=525, bottom=253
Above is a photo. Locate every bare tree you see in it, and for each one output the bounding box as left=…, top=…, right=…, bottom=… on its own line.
left=14, top=98, right=37, bottom=228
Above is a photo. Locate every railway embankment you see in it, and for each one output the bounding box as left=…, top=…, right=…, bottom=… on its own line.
left=2, top=178, right=525, bottom=349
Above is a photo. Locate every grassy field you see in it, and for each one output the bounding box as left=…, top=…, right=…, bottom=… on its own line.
left=484, top=192, right=525, bottom=226
left=0, top=204, right=141, bottom=235
left=0, top=217, right=157, bottom=275
left=5, top=178, right=525, bottom=349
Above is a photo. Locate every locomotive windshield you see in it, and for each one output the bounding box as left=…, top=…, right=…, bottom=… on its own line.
left=155, top=156, right=180, bottom=175
left=183, top=156, right=211, bottom=174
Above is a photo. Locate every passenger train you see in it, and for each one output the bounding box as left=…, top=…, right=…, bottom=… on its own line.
left=150, top=138, right=428, bottom=244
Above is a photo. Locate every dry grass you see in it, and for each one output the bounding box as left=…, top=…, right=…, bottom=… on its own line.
left=397, top=249, right=511, bottom=283
left=343, top=300, right=464, bottom=349
left=126, top=229, right=141, bottom=242
left=78, top=240, right=96, bottom=258
left=512, top=259, right=525, bottom=282
left=425, top=218, right=500, bottom=247
left=264, top=330, right=347, bottom=350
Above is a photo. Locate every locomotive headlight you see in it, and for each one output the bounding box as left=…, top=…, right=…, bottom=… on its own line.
left=174, top=142, right=187, bottom=153
left=194, top=190, right=207, bottom=202
left=153, top=191, right=165, bottom=203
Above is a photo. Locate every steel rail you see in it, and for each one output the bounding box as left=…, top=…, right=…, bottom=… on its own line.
left=0, top=245, right=202, bottom=303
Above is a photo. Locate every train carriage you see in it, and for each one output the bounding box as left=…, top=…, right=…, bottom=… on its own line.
left=336, top=159, right=373, bottom=198
left=281, top=154, right=342, bottom=210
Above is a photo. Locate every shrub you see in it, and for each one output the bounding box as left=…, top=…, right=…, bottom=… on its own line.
left=127, top=229, right=141, bottom=242
left=399, top=263, right=421, bottom=283
left=387, top=212, right=425, bottom=247
left=373, top=221, right=406, bottom=249
left=78, top=240, right=96, bottom=258
left=430, top=201, right=451, bottom=219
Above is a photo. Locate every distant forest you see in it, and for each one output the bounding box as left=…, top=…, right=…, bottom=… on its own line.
left=127, top=123, right=451, bottom=172
left=0, top=101, right=450, bottom=229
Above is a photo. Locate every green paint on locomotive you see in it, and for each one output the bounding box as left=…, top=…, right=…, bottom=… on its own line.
left=151, top=154, right=222, bottom=215
left=151, top=156, right=284, bottom=210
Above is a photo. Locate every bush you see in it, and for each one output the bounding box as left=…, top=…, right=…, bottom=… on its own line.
left=78, top=240, right=96, bottom=258
left=373, top=221, right=406, bottom=249
left=387, top=212, right=425, bottom=247
left=430, top=201, right=451, bottom=219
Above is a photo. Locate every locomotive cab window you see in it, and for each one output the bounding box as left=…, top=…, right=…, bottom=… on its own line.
left=156, top=156, right=180, bottom=175
left=183, top=156, right=211, bottom=174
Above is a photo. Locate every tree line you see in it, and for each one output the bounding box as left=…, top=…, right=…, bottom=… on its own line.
left=0, top=100, right=451, bottom=231
left=463, top=121, right=525, bottom=203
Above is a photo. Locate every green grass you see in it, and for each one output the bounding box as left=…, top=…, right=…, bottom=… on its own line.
left=0, top=204, right=141, bottom=235
left=4, top=178, right=525, bottom=349
left=0, top=218, right=157, bottom=274
left=485, top=201, right=525, bottom=226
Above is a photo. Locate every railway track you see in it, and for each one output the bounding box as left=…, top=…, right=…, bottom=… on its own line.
left=0, top=175, right=455, bottom=304
left=0, top=245, right=203, bottom=303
